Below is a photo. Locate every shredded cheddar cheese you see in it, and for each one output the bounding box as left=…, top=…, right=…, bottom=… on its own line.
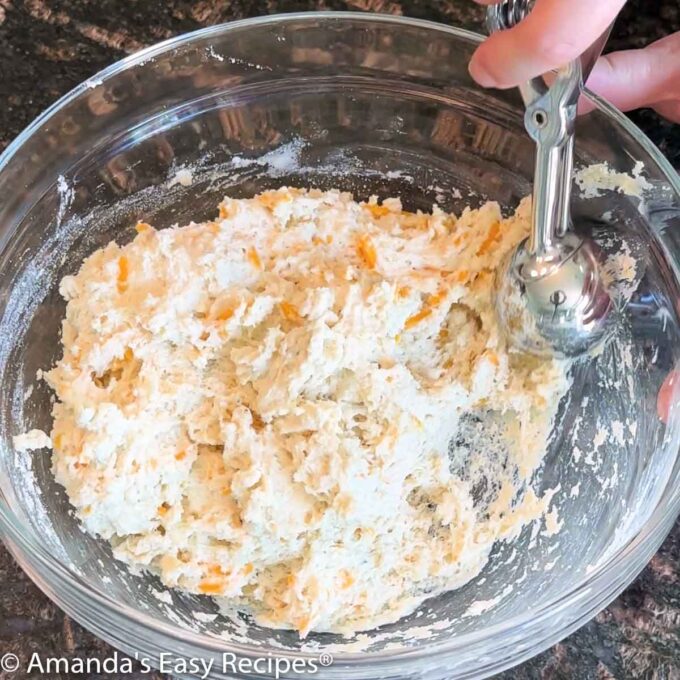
left=477, top=221, right=502, bottom=255
left=279, top=301, right=301, bottom=323
left=116, top=256, right=129, bottom=293
left=356, top=235, right=377, bottom=269
left=404, top=308, right=432, bottom=329
left=247, top=247, right=262, bottom=270
left=364, top=202, right=391, bottom=218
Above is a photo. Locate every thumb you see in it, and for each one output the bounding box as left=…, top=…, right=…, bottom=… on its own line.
left=468, top=0, right=626, bottom=88
left=585, top=32, right=680, bottom=122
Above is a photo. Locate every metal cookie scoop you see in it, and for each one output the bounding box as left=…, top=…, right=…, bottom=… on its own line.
left=489, top=2, right=616, bottom=358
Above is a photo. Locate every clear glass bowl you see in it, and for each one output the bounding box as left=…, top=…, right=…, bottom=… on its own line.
left=1, top=12, right=679, bottom=680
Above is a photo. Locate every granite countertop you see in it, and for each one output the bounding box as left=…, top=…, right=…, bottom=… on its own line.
left=0, top=1, right=678, bottom=678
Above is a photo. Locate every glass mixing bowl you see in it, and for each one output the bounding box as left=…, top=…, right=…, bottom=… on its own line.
left=0, top=12, right=679, bottom=680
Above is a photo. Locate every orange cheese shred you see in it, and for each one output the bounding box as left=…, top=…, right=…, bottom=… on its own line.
left=217, top=307, right=234, bottom=322
left=356, top=235, right=377, bottom=269
left=427, top=290, right=446, bottom=306
left=247, top=247, right=262, bottom=270
left=365, top=203, right=391, bottom=218
left=198, top=580, right=225, bottom=595
left=116, top=256, right=129, bottom=293
left=404, top=308, right=432, bottom=329
left=476, top=221, right=501, bottom=255
left=279, top=301, right=301, bottom=323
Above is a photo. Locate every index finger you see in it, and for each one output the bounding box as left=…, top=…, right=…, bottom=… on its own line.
left=469, top=0, right=627, bottom=88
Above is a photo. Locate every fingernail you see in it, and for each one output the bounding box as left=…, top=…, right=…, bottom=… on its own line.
left=468, top=57, right=497, bottom=88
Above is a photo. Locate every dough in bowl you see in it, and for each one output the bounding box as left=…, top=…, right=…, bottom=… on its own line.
left=33, top=188, right=569, bottom=635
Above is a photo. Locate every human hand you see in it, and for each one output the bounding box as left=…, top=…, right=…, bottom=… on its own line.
left=468, top=0, right=680, bottom=123
left=658, top=371, right=678, bottom=423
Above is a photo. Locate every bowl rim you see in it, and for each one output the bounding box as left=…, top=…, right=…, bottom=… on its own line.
left=1, top=9, right=679, bottom=668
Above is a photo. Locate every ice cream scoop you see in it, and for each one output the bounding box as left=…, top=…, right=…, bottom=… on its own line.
left=490, top=1, right=617, bottom=358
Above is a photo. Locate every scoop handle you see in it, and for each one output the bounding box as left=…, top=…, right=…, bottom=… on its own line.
left=526, top=21, right=613, bottom=255
left=486, top=1, right=614, bottom=256
left=524, top=73, right=578, bottom=254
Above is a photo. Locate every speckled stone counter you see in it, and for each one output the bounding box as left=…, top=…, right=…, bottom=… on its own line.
left=0, top=1, right=678, bottom=678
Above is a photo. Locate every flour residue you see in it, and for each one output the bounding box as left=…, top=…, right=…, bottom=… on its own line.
left=168, top=167, right=194, bottom=188
left=56, top=174, right=75, bottom=228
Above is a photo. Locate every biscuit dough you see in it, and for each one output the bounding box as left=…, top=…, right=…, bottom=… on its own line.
left=39, top=188, right=569, bottom=635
